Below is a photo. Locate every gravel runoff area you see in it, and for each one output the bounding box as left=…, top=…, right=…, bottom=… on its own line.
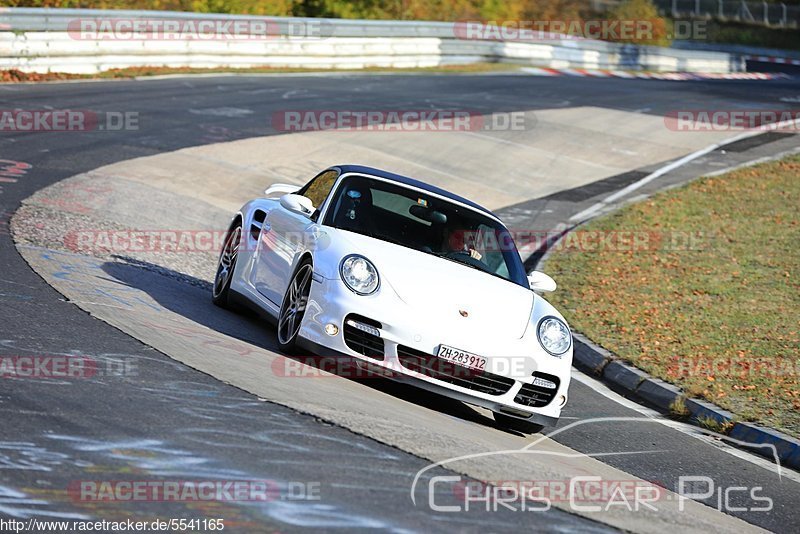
left=11, top=174, right=224, bottom=289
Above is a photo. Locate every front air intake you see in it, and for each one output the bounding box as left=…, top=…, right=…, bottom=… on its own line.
left=343, top=314, right=384, bottom=361
left=514, top=372, right=560, bottom=407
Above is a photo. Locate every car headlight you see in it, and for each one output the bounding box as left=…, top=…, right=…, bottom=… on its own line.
left=340, top=255, right=379, bottom=295
left=537, top=316, right=571, bottom=356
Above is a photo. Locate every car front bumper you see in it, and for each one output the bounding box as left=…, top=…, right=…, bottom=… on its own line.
left=297, top=274, right=571, bottom=426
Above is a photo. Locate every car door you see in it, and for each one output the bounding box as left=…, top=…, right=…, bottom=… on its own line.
left=253, top=169, right=339, bottom=305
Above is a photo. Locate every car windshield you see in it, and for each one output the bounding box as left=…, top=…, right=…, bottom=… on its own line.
left=323, top=174, right=529, bottom=288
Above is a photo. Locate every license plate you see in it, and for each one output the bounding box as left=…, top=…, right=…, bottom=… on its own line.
left=437, top=344, right=486, bottom=371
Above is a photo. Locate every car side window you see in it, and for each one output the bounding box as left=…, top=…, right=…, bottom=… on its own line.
left=474, top=224, right=510, bottom=278
left=299, top=170, right=339, bottom=209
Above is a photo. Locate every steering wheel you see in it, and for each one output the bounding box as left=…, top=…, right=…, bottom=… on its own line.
left=444, top=250, right=489, bottom=271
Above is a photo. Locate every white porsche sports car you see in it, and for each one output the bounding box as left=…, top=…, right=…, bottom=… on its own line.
left=212, top=165, right=572, bottom=433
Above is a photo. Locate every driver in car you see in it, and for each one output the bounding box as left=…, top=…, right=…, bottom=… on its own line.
left=444, top=226, right=483, bottom=261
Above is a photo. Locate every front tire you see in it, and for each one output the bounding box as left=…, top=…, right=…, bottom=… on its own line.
left=212, top=222, right=241, bottom=309
left=493, top=413, right=545, bottom=435
left=277, top=258, right=314, bottom=353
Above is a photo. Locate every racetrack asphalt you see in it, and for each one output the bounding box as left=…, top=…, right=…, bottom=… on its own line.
left=1, top=73, right=799, bottom=532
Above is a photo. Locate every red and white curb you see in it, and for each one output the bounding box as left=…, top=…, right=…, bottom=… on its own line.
left=521, top=67, right=790, bottom=80
left=743, top=55, right=800, bottom=66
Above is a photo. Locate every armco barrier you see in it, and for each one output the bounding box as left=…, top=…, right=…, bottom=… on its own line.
left=0, top=8, right=741, bottom=74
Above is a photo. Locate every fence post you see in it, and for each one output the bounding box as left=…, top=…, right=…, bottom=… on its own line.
left=763, top=1, right=769, bottom=24
left=740, top=0, right=753, bottom=21
left=672, top=0, right=678, bottom=17
left=718, top=0, right=724, bottom=18
left=695, top=0, right=700, bottom=16
left=781, top=3, right=787, bottom=26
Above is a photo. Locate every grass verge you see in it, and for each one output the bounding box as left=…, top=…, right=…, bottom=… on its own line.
left=544, top=154, right=800, bottom=436
left=0, top=63, right=522, bottom=83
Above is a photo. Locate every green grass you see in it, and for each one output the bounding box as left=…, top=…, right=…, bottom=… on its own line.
left=544, top=155, right=800, bottom=436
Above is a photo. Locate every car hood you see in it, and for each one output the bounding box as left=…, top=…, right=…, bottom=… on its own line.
left=333, top=229, right=534, bottom=339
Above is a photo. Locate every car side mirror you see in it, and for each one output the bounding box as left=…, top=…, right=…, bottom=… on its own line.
left=528, top=271, right=557, bottom=292
left=280, top=193, right=315, bottom=216
left=264, top=183, right=299, bottom=197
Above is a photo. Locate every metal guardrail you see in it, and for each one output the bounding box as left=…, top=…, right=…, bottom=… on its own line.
left=2, top=8, right=451, bottom=37
left=0, top=7, right=739, bottom=74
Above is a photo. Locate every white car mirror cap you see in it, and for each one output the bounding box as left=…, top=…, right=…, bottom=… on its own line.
left=528, top=271, right=557, bottom=292
left=280, top=193, right=315, bottom=216
left=264, top=183, right=299, bottom=197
